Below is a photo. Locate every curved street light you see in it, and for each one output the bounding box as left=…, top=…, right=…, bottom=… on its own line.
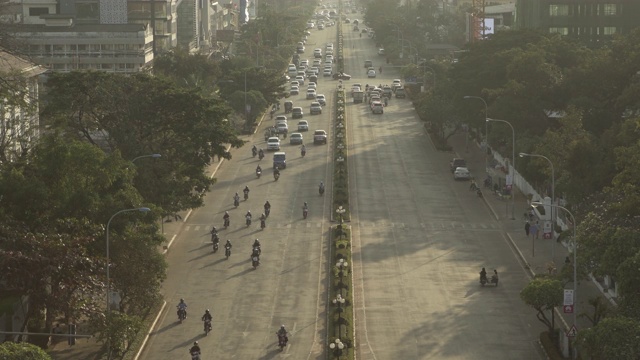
left=131, top=154, right=161, bottom=163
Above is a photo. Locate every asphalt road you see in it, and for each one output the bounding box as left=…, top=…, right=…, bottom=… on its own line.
left=342, top=24, right=548, bottom=360
left=139, top=18, right=340, bottom=360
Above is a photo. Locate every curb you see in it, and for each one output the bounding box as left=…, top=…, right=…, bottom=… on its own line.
left=133, top=300, right=166, bottom=360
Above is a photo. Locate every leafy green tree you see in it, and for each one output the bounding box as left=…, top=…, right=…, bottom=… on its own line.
left=41, top=72, right=244, bottom=216
left=153, top=49, right=222, bottom=94
left=576, top=316, right=640, bottom=360
left=0, top=342, right=52, bottom=360
left=520, top=277, right=563, bottom=333
left=90, top=312, right=143, bottom=358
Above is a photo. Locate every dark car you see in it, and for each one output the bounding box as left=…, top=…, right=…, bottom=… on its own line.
left=308, top=74, right=318, bottom=83
left=450, top=158, right=467, bottom=173
left=333, top=72, right=352, bottom=80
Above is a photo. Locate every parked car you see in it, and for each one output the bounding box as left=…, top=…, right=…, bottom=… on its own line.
left=453, top=167, right=471, bottom=180
left=450, top=158, right=467, bottom=172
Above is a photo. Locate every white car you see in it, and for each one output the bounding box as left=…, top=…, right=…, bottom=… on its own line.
left=300, top=59, right=309, bottom=67
left=275, top=115, right=287, bottom=122
left=306, top=89, right=317, bottom=100
left=295, top=75, right=305, bottom=85
left=307, top=82, right=317, bottom=90
left=368, top=69, right=376, bottom=78
left=310, top=102, right=322, bottom=115
left=316, top=94, right=326, bottom=106
left=290, top=86, right=300, bottom=95
left=266, top=137, right=281, bottom=151
left=290, top=81, right=300, bottom=88
left=392, top=79, right=402, bottom=89
left=297, top=120, right=309, bottom=131
left=275, top=122, right=289, bottom=134
left=323, top=68, right=332, bottom=77
left=454, top=167, right=471, bottom=180
left=325, top=55, right=334, bottom=63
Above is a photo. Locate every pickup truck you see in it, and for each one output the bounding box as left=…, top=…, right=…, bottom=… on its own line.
left=313, top=130, right=328, bottom=144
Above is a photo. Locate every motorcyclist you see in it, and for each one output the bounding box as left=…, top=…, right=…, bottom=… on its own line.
left=223, top=211, right=230, bottom=224
left=252, top=145, right=257, bottom=156
left=260, top=213, right=266, bottom=222
left=264, top=201, right=271, bottom=213
left=319, top=181, right=325, bottom=194
left=492, top=269, right=499, bottom=282
left=258, top=148, right=265, bottom=159
left=202, top=309, right=212, bottom=322
left=253, top=239, right=261, bottom=249
left=277, top=325, right=288, bottom=338
left=301, top=144, right=307, bottom=156
left=177, top=298, right=188, bottom=318
left=233, top=192, right=240, bottom=203
left=189, top=341, right=201, bottom=355
left=479, top=267, right=488, bottom=282
left=274, top=167, right=281, bottom=179
left=225, top=239, right=232, bottom=254
left=303, top=202, right=309, bottom=212
left=256, top=164, right=262, bottom=174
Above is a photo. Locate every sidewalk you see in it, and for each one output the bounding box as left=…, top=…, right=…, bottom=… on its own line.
left=448, top=133, right=610, bottom=334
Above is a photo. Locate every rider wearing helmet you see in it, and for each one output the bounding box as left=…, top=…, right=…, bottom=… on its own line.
left=202, top=309, right=212, bottom=322
left=190, top=341, right=201, bottom=354
left=223, top=211, right=230, bottom=221
left=177, top=298, right=188, bottom=318
left=303, top=202, right=308, bottom=211
left=277, top=325, right=288, bottom=337
left=253, top=239, right=261, bottom=248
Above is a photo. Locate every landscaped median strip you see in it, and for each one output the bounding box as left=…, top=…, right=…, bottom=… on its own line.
left=326, top=10, right=354, bottom=357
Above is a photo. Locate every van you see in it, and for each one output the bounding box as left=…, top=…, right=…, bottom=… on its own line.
left=273, top=152, right=286, bottom=169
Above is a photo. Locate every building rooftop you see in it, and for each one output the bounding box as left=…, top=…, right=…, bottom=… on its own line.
left=485, top=3, right=515, bottom=15
left=15, top=23, right=148, bottom=33
left=0, top=49, right=47, bottom=77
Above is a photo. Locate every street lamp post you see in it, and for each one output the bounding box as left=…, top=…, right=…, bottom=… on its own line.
left=329, top=338, right=346, bottom=359
left=532, top=202, right=577, bottom=357
left=520, top=152, right=555, bottom=262
left=131, top=153, right=161, bottom=163
left=332, top=294, right=346, bottom=323
left=106, top=207, right=150, bottom=358
left=486, top=118, right=515, bottom=219
left=336, top=258, right=349, bottom=295
left=336, top=206, right=346, bottom=225
left=463, top=96, right=488, bottom=172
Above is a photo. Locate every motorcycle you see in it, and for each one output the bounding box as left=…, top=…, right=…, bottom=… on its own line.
left=256, top=169, right=262, bottom=178
left=177, top=308, right=186, bottom=323
left=252, top=256, right=260, bottom=269
left=251, top=246, right=261, bottom=257
left=265, top=207, right=271, bottom=218
left=303, top=208, right=308, bottom=219
left=252, top=147, right=257, bottom=157
left=234, top=198, right=240, bottom=208
left=277, top=334, right=288, bottom=351
left=212, top=239, right=219, bottom=253
left=260, top=219, right=266, bottom=230
left=301, top=148, right=306, bottom=157
left=204, top=319, right=212, bottom=335
left=190, top=351, right=201, bottom=360
left=246, top=215, right=252, bottom=227
left=224, top=218, right=230, bottom=229
left=480, top=273, right=499, bottom=287
left=274, top=172, right=280, bottom=181
left=225, top=245, right=232, bottom=259
left=259, top=151, right=265, bottom=160
left=319, top=185, right=325, bottom=196
left=244, top=190, right=249, bottom=200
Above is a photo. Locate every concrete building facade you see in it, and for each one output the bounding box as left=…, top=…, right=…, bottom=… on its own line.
left=515, top=0, right=640, bottom=43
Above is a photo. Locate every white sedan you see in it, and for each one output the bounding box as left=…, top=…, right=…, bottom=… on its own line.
left=367, top=69, right=376, bottom=78
left=453, top=167, right=471, bottom=180
left=316, top=94, right=326, bottom=106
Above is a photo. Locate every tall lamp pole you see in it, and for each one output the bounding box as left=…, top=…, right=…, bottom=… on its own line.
left=463, top=96, right=488, bottom=172
left=106, top=207, right=150, bottom=358
left=486, top=118, right=515, bottom=219
left=520, top=152, right=555, bottom=262
left=532, top=202, right=577, bottom=358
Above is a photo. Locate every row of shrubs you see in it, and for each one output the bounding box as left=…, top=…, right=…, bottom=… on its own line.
left=327, top=8, right=354, bottom=359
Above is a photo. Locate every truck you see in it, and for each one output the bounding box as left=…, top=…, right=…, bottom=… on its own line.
left=313, top=130, right=328, bottom=144
left=353, top=90, right=364, bottom=104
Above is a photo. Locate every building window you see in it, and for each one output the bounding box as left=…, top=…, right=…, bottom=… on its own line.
left=28, top=7, right=49, bottom=16
left=549, top=27, right=569, bottom=35
left=603, top=27, right=617, bottom=35
left=603, top=4, right=617, bottom=16
left=76, top=3, right=99, bottom=21
left=549, top=5, right=569, bottom=16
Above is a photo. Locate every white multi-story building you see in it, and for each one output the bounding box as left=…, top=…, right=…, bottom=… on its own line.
left=0, top=50, right=46, bottom=162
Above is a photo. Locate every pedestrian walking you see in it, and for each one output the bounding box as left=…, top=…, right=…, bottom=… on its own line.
left=524, top=221, right=531, bottom=237
left=530, top=221, right=539, bottom=239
